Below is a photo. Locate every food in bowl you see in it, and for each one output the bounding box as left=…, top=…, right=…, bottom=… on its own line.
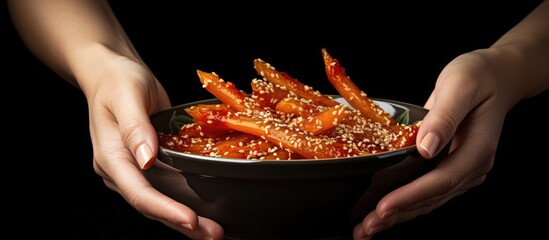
left=146, top=49, right=447, bottom=239
left=158, top=48, right=421, bottom=160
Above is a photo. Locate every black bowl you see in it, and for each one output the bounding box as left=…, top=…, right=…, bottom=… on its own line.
left=145, top=97, right=447, bottom=240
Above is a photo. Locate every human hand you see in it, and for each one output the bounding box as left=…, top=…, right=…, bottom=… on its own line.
left=353, top=51, right=508, bottom=239
left=82, top=51, right=224, bottom=240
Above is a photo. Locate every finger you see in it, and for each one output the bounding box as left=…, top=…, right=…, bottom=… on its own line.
left=417, top=65, right=490, bottom=159
left=160, top=216, right=224, bottom=240
left=377, top=144, right=487, bottom=214
left=355, top=173, right=486, bottom=239
left=91, top=107, right=201, bottom=231
left=357, top=109, right=498, bottom=239
left=378, top=175, right=485, bottom=235
left=107, top=80, right=159, bottom=169
left=395, top=174, right=486, bottom=214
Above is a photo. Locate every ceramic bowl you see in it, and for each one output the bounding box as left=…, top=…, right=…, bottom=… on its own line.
left=145, top=97, right=447, bottom=240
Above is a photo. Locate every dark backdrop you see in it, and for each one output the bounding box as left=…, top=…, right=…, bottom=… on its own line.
left=4, top=1, right=548, bottom=239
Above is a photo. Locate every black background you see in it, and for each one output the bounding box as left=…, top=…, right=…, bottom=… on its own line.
left=3, top=1, right=548, bottom=239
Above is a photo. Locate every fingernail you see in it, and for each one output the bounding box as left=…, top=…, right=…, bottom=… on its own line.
left=420, top=132, right=440, bottom=158
left=137, top=144, right=154, bottom=170
left=202, top=237, right=214, bottom=240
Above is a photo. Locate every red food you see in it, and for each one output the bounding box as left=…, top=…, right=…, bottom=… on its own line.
left=158, top=49, right=420, bottom=160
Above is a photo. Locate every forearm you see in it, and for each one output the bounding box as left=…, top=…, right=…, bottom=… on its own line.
left=7, top=0, right=141, bottom=91
left=479, top=0, right=549, bottom=109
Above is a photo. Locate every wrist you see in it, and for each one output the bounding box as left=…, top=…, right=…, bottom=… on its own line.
left=68, top=43, right=139, bottom=97
left=473, top=44, right=547, bottom=110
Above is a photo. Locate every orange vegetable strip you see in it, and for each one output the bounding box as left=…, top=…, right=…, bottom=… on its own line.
left=250, top=79, right=290, bottom=109
left=261, top=149, right=305, bottom=160
left=254, top=58, right=338, bottom=107
left=184, top=103, right=235, bottom=132
left=197, top=107, right=360, bottom=159
left=388, top=124, right=420, bottom=149
left=261, top=149, right=291, bottom=160
left=299, top=104, right=350, bottom=135
left=321, top=48, right=397, bottom=126
left=226, top=116, right=356, bottom=159
left=158, top=132, right=214, bottom=155
left=211, top=132, right=302, bottom=160
left=196, top=70, right=260, bottom=113
left=275, top=97, right=315, bottom=118
left=179, top=122, right=234, bottom=138
left=240, top=138, right=285, bottom=160
left=208, top=133, right=259, bottom=159
left=212, top=133, right=257, bottom=150
left=318, top=110, right=418, bottom=154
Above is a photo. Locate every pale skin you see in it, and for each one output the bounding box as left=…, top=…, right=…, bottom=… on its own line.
left=8, top=1, right=549, bottom=240
left=355, top=0, right=549, bottom=239
left=8, top=0, right=222, bottom=239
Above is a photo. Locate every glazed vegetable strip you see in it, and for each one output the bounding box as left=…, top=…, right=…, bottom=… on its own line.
left=211, top=132, right=300, bottom=160
left=179, top=122, right=234, bottom=138
left=184, top=103, right=235, bottom=131
left=186, top=104, right=358, bottom=159
left=254, top=58, right=339, bottom=107
left=158, top=132, right=215, bottom=154
left=298, top=104, right=350, bottom=135
left=211, top=133, right=279, bottom=159
left=250, top=79, right=290, bottom=109
left=389, top=124, right=420, bottom=149
left=275, top=98, right=315, bottom=118
left=223, top=114, right=359, bottom=159
left=321, top=48, right=397, bottom=126
left=196, top=70, right=261, bottom=113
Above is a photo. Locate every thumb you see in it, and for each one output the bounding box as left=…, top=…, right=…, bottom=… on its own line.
left=113, top=93, right=159, bottom=170
left=122, top=116, right=158, bottom=170
left=417, top=75, right=484, bottom=159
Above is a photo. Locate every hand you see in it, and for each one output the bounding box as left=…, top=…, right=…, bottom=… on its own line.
left=83, top=50, right=224, bottom=240
left=354, top=51, right=507, bottom=239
